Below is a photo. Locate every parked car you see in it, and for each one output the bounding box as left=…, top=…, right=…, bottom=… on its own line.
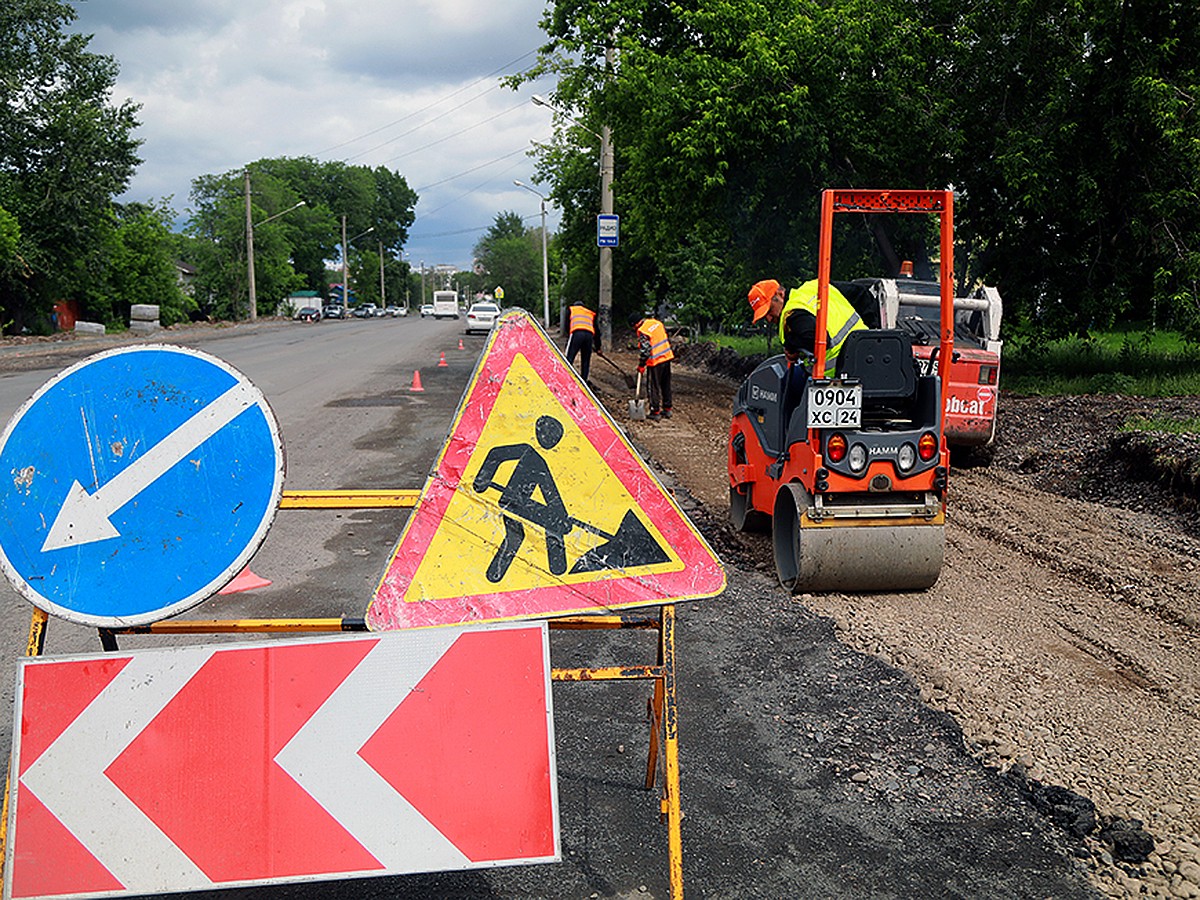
left=352, top=303, right=378, bottom=318
left=294, top=306, right=321, bottom=323
left=322, top=305, right=345, bottom=320
left=394, top=305, right=409, bottom=317
left=419, top=304, right=434, bottom=318
left=464, top=302, right=500, bottom=334
left=384, top=305, right=401, bottom=317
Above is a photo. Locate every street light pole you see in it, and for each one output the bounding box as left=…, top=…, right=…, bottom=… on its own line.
left=514, top=181, right=551, bottom=329
left=379, top=241, right=386, bottom=307
left=341, top=222, right=375, bottom=309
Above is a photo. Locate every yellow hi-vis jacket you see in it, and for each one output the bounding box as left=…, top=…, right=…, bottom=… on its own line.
left=637, top=318, right=674, bottom=367
left=568, top=305, right=596, bottom=334
left=780, top=279, right=866, bottom=376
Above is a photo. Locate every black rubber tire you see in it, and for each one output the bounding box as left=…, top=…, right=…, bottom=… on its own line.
left=729, top=485, right=771, bottom=533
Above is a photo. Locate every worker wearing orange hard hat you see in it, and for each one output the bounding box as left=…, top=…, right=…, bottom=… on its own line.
left=747, top=278, right=865, bottom=376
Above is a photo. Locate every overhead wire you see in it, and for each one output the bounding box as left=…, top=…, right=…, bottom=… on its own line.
left=312, top=47, right=539, bottom=158
left=311, top=45, right=552, bottom=262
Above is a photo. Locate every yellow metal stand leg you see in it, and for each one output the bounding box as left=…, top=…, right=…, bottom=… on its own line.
left=660, top=604, right=683, bottom=900
left=1, top=608, right=50, bottom=881
left=646, top=671, right=664, bottom=792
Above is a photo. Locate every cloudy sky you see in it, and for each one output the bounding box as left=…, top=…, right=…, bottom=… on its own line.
left=69, top=0, right=560, bottom=271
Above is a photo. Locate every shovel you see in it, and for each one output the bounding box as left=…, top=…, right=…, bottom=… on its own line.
left=628, top=370, right=648, bottom=420
left=596, top=350, right=636, bottom=388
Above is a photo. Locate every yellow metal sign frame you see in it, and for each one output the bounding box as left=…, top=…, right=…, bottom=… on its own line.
left=1, top=488, right=688, bottom=900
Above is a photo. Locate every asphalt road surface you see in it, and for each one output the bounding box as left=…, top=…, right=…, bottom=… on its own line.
left=0, top=319, right=1098, bottom=899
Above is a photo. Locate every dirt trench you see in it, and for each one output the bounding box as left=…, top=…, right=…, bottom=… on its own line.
left=583, top=341, right=1200, bottom=900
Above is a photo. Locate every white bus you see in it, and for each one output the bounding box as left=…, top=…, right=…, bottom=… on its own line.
left=432, top=290, right=459, bottom=319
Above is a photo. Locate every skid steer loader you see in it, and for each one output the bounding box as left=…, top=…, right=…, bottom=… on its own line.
left=727, top=189, right=955, bottom=592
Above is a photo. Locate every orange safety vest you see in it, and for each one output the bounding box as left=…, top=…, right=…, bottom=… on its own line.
left=568, top=305, right=596, bottom=334
left=638, top=318, right=674, bottom=367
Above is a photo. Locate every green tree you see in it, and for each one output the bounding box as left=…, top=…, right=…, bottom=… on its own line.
left=187, top=158, right=418, bottom=317
left=78, top=202, right=192, bottom=328
left=951, top=0, right=1200, bottom=338
left=514, top=0, right=957, bottom=330
left=473, top=212, right=544, bottom=312
left=0, top=0, right=141, bottom=333
left=516, top=0, right=1200, bottom=338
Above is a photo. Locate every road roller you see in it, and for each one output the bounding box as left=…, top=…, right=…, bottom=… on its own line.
left=727, top=189, right=956, bottom=592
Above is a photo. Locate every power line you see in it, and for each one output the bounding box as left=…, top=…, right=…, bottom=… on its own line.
left=378, top=101, right=529, bottom=165
left=417, top=155, right=529, bottom=218
left=312, top=48, right=539, bottom=158
left=414, top=145, right=533, bottom=192
left=341, top=82, right=502, bottom=162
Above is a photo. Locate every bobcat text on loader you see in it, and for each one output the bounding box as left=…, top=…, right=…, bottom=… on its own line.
left=728, top=189, right=955, bottom=593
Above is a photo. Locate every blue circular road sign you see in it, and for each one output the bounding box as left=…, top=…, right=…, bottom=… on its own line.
left=0, top=345, right=284, bottom=626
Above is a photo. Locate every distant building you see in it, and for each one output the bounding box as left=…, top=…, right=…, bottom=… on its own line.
left=280, top=290, right=321, bottom=317
left=175, top=261, right=198, bottom=296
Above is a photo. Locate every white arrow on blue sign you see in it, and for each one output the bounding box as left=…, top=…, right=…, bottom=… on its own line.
left=0, top=345, right=284, bottom=627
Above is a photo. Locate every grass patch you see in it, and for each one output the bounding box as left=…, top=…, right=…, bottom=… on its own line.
left=704, top=325, right=1200, bottom=397
left=705, top=332, right=776, bottom=357
left=1005, top=329, right=1200, bottom=396
left=1120, top=415, right=1200, bottom=435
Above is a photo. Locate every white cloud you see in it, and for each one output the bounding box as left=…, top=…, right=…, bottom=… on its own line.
left=70, top=0, right=558, bottom=269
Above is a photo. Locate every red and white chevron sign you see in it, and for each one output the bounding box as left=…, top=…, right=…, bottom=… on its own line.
left=5, top=624, right=558, bottom=899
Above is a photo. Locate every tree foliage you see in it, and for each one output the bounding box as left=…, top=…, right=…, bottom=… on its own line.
left=514, top=0, right=1200, bottom=337
left=185, top=157, right=417, bottom=318
left=79, top=202, right=193, bottom=328
left=473, top=211, right=557, bottom=315
left=0, top=0, right=142, bottom=333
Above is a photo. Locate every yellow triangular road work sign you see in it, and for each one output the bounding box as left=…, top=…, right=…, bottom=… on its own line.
left=367, top=310, right=725, bottom=630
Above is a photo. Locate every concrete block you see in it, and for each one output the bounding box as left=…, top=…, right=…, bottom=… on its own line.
left=130, top=304, right=160, bottom=322
left=129, top=320, right=161, bottom=334
left=74, top=321, right=105, bottom=335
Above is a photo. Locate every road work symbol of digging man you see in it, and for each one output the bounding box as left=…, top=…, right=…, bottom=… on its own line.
left=472, top=414, right=669, bottom=583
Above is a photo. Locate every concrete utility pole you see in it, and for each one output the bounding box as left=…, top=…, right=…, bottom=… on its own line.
left=598, top=121, right=614, bottom=349
left=597, top=42, right=616, bottom=350
left=341, top=215, right=349, bottom=309
left=244, top=169, right=257, bottom=321
left=379, top=241, right=386, bottom=307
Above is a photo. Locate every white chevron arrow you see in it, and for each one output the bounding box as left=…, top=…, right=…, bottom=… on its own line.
left=274, top=631, right=470, bottom=871
left=20, top=649, right=214, bottom=893
left=41, top=381, right=261, bottom=552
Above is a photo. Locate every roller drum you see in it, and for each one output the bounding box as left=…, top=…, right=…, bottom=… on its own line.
left=773, top=483, right=943, bottom=593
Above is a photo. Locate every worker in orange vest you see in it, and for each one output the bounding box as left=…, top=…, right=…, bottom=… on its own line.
left=630, top=312, right=674, bottom=420
left=565, top=302, right=597, bottom=383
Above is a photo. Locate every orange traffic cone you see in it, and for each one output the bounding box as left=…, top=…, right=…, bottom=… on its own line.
left=457, top=338, right=465, bottom=350
left=438, top=351, right=448, bottom=367
left=410, top=369, right=424, bottom=392
left=218, top=566, right=272, bottom=595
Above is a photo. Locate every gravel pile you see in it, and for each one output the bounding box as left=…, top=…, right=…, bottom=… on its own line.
left=602, top=349, right=1200, bottom=900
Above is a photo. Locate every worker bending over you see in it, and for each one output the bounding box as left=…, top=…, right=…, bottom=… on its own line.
left=565, top=303, right=596, bottom=383
left=746, top=278, right=866, bottom=374
left=630, top=312, right=674, bottom=420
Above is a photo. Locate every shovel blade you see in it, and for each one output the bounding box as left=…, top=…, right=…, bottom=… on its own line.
left=628, top=399, right=647, bottom=420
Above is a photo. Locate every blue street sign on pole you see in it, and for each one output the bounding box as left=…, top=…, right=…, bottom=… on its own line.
left=0, top=345, right=284, bottom=627
left=597, top=214, right=619, bottom=248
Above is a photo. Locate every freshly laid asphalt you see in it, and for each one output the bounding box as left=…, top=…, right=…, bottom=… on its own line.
left=0, top=321, right=1100, bottom=899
